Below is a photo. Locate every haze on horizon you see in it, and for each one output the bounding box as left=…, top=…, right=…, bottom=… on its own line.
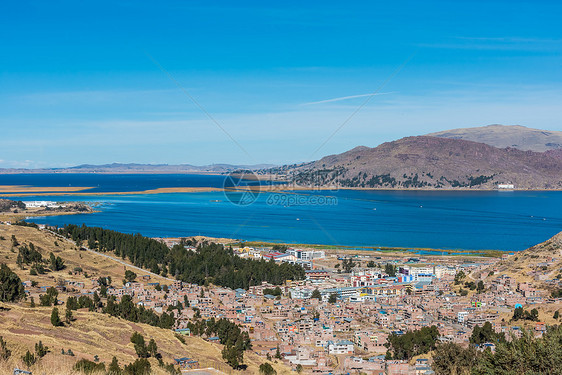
left=1, top=1, right=561, bottom=169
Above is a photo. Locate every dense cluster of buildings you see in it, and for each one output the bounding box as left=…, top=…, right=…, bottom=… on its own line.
left=23, top=245, right=561, bottom=375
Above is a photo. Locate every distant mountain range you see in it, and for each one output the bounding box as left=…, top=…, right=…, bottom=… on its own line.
left=0, top=162, right=276, bottom=174
left=3, top=124, right=561, bottom=190
left=428, top=124, right=562, bottom=152
left=266, top=125, right=562, bottom=190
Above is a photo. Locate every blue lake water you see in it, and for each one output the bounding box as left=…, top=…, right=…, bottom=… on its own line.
left=2, top=174, right=561, bottom=251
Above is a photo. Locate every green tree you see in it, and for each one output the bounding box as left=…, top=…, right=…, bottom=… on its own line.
left=259, top=362, right=277, bottom=375
left=123, top=358, right=151, bottom=375
left=387, top=326, right=439, bottom=360
left=51, top=307, right=62, bottom=327
left=385, top=263, right=397, bottom=277
left=130, top=332, right=149, bottom=358
left=74, top=358, right=106, bottom=374
left=22, top=350, right=36, bottom=367
left=0, top=336, right=11, bottom=360
left=454, top=271, right=466, bottom=285
left=311, top=289, right=322, bottom=300
left=296, top=364, right=303, bottom=373
left=0, top=263, right=25, bottom=302
left=328, top=293, right=337, bottom=304
left=472, top=326, right=562, bottom=374
left=35, top=340, right=49, bottom=358
left=65, top=307, right=73, bottom=324
left=40, top=286, right=59, bottom=306
left=222, top=345, right=244, bottom=369
left=367, top=260, right=376, bottom=268
left=124, top=270, right=137, bottom=283
left=477, top=280, right=485, bottom=293
left=385, top=350, right=392, bottom=360
left=147, top=338, right=158, bottom=358
left=275, top=345, right=282, bottom=359
left=432, top=342, right=477, bottom=375
left=107, top=356, right=122, bottom=375
left=49, top=252, right=65, bottom=271
left=57, top=224, right=305, bottom=290
left=554, top=310, right=559, bottom=320
left=342, top=257, right=355, bottom=273
left=512, top=306, right=539, bottom=322
left=470, top=322, right=505, bottom=345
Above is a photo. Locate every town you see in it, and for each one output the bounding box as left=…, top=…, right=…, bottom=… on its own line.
left=13, top=224, right=562, bottom=375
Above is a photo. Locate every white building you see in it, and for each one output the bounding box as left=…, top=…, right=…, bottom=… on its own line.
left=23, top=201, right=64, bottom=208
left=497, top=184, right=515, bottom=189
left=434, top=266, right=457, bottom=279
left=327, top=340, right=354, bottom=355
left=286, top=248, right=325, bottom=261
left=458, top=311, right=469, bottom=324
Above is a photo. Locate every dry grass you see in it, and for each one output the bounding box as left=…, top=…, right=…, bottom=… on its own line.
left=0, top=303, right=290, bottom=374
left=0, top=224, right=171, bottom=288
left=0, top=224, right=292, bottom=374
left=476, top=232, right=562, bottom=287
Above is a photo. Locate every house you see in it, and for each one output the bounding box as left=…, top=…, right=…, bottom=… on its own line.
left=327, top=340, right=354, bottom=355
left=263, top=252, right=298, bottom=263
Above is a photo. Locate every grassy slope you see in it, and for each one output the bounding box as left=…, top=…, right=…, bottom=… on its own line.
left=471, top=231, right=562, bottom=325
left=476, top=232, right=562, bottom=286
left=0, top=224, right=291, bottom=375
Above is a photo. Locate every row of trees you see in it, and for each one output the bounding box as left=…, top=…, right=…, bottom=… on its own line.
left=386, top=326, right=440, bottom=360
left=56, top=224, right=305, bottom=289
left=15, top=241, right=65, bottom=275
left=186, top=317, right=252, bottom=369
left=130, top=332, right=160, bottom=359
left=433, top=325, right=562, bottom=375
left=512, top=306, right=539, bottom=321
left=104, top=295, right=176, bottom=329
left=0, top=263, right=25, bottom=302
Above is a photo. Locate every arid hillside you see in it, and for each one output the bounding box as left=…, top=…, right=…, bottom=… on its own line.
left=0, top=224, right=291, bottom=375
left=428, top=124, right=562, bottom=152
left=273, top=136, right=562, bottom=189
left=475, top=231, right=562, bottom=289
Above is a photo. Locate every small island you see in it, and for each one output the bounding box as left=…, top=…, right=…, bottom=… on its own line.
left=0, top=198, right=94, bottom=221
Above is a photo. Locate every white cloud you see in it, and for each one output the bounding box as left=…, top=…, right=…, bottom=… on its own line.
left=301, top=92, right=395, bottom=106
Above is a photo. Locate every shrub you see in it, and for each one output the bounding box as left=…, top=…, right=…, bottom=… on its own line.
left=124, top=358, right=151, bottom=375
left=259, top=363, right=277, bottom=375
left=22, top=350, right=36, bottom=367
left=74, top=358, right=106, bottom=374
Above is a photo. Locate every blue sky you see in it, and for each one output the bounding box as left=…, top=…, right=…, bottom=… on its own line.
left=1, top=1, right=561, bottom=168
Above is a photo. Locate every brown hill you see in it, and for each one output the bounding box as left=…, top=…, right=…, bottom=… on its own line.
left=282, top=136, right=562, bottom=189
left=475, top=231, right=562, bottom=288
left=0, top=224, right=291, bottom=375
left=428, top=124, right=562, bottom=152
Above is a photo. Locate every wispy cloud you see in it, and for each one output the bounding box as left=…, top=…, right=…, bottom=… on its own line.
left=455, top=36, right=562, bottom=43
left=301, top=92, right=395, bottom=106
left=418, top=36, right=562, bottom=51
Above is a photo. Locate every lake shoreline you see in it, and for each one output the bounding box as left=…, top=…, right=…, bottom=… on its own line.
left=1, top=184, right=562, bottom=197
